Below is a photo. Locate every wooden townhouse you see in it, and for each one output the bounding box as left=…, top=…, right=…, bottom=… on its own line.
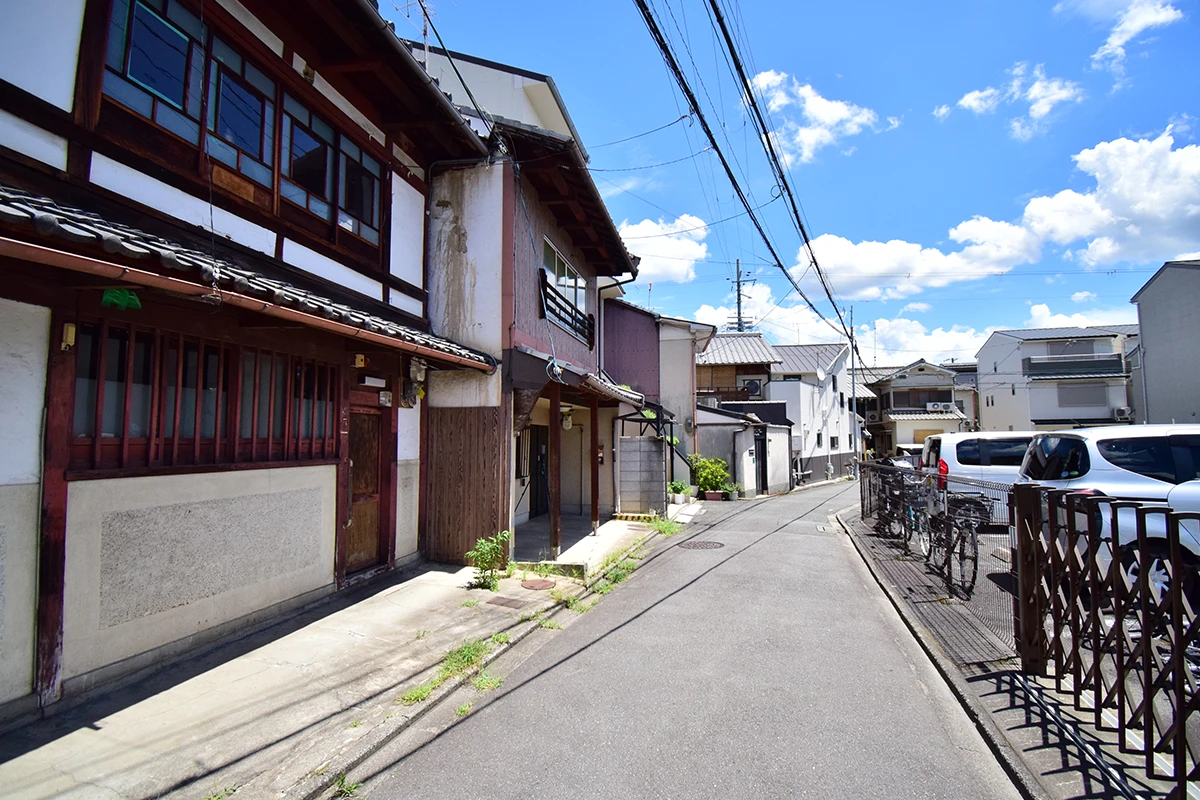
left=0, top=0, right=496, bottom=720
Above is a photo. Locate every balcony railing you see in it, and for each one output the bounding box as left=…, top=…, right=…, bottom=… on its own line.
left=1022, top=352, right=1125, bottom=377
left=698, top=386, right=754, bottom=403
left=539, top=269, right=594, bottom=349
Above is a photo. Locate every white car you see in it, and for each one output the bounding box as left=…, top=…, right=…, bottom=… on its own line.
left=921, top=431, right=1038, bottom=484
left=1019, top=425, right=1200, bottom=597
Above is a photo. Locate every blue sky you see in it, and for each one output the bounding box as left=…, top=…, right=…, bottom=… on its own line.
left=382, top=0, right=1199, bottom=366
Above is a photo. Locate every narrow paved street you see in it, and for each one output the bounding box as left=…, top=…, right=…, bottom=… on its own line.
left=345, top=483, right=1023, bottom=800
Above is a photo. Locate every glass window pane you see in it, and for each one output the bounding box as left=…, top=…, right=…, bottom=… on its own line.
left=217, top=72, right=263, bottom=155
left=162, top=343, right=177, bottom=438
left=106, top=0, right=131, bottom=71
left=283, top=93, right=308, bottom=125
left=956, top=439, right=981, bottom=466
left=179, top=343, right=198, bottom=438
left=987, top=438, right=1033, bottom=467
left=543, top=242, right=555, bottom=271
left=281, top=177, right=307, bottom=206
left=272, top=356, right=286, bottom=439
left=256, top=354, right=272, bottom=438
left=340, top=137, right=360, bottom=162
left=73, top=324, right=99, bottom=438
left=309, top=195, right=332, bottom=221
left=206, top=132, right=237, bottom=168
left=165, top=0, right=204, bottom=40
left=1098, top=437, right=1175, bottom=483
left=130, top=332, right=154, bottom=438
left=290, top=124, right=329, bottom=198
left=155, top=101, right=199, bottom=143
left=102, top=70, right=154, bottom=119
left=362, top=152, right=380, bottom=177
left=240, top=351, right=256, bottom=439
left=211, top=37, right=242, bottom=73
left=262, top=102, right=274, bottom=167
left=244, top=62, right=275, bottom=98
left=127, top=3, right=189, bottom=109
left=311, top=115, right=334, bottom=144
left=239, top=156, right=272, bottom=187
left=101, top=328, right=128, bottom=437
left=341, top=159, right=376, bottom=229
left=186, top=43, right=203, bottom=119
left=359, top=223, right=378, bottom=245
left=200, top=346, right=219, bottom=438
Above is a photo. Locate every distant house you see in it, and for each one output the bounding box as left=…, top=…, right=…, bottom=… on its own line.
left=1130, top=259, right=1200, bottom=424
left=975, top=325, right=1138, bottom=431
left=695, top=331, right=781, bottom=404
left=769, top=343, right=856, bottom=480
left=860, top=360, right=968, bottom=455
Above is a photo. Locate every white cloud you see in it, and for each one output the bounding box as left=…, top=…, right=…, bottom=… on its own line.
left=900, top=302, right=932, bottom=314
left=957, top=87, right=1002, bottom=115
left=1071, top=290, right=1098, bottom=302
left=1025, top=302, right=1138, bottom=328
left=780, top=126, right=1200, bottom=301
left=949, top=63, right=1083, bottom=139
left=886, top=116, right=902, bottom=130
left=618, top=215, right=709, bottom=283
left=932, top=104, right=952, bottom=121
left=751, top=71, right=885, bottom=164
left=1091, top=0, right=1184, bottom=82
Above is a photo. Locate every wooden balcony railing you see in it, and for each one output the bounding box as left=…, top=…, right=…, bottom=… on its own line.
left=539, top=269, right=594, bottom=349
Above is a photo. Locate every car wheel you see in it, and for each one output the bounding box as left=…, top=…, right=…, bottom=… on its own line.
left=1121, top=543, right=1200, bottom=613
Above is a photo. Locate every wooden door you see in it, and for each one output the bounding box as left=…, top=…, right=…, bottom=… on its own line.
left=345, top=408, right=384, bottom=574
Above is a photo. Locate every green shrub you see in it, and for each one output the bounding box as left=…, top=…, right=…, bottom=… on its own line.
left=667, top=480, right=688, bottom=494
left=466, top=530, right=511, bottom=591
left=687, top=454, right=730, bottom=492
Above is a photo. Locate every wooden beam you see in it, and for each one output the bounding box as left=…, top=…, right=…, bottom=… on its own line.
left=590, top=396, right=600, bottom=532
left=548, top=381, right=562, bottom=559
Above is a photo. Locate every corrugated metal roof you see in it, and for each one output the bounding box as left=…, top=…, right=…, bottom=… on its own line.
left=993, top=325, right=1137, bottom=341
left=773, top=343, right=846, bottom=374
left=851, top=365, right=904, bottom=385
left=1030, top=372, right=1130, bottom=380
left=696, top=332, right=782, bottom=365
left=852, top=383, right=877, bottom=399
left=0, top=185, right=495, bottom=369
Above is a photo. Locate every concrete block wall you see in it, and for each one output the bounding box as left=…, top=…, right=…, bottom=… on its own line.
left=618, top=436, right=666, bottom=514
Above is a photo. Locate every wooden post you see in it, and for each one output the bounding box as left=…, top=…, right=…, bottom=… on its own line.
left=1013, top=482, right=1048, bottom=675
left=590, top=396, right=600, bottom=532
left=548, top=381, right=561, bottom=559
left=37, top=309, right=76, bottom=705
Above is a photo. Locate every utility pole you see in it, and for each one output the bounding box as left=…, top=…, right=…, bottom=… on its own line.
left=727, top=260, right=755, bottom=331
left=850, top=305, right=859, bottom=478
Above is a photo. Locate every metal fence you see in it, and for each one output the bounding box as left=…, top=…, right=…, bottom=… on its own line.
left=1010, top=484, right=1200, bottom=798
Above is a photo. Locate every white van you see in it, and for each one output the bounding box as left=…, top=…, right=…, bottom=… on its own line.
left=920, top=431, right=1038, bottom=484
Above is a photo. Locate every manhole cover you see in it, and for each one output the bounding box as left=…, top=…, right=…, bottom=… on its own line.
left=678, top=540, right=725, bottom=550
left=487, top=596, right=528, bottom=609
left=521, top=578, right=556, bottom=590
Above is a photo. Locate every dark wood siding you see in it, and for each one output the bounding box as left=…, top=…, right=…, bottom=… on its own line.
left=603, top=300, right=660, bottom=402
left=424, top=406, right=510, bottom=564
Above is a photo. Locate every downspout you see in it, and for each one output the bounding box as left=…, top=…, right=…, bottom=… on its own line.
left=1139, top=344, right=1150, bottom=423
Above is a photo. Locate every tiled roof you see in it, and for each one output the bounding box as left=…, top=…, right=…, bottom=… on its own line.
left=696, top=332, right=782, bottom=366
left=885, top=409, right=967, bottom=421
left=992, top=325, right=1138, bottom=341
left=852, top=365, right=905, bottom=385
left=773, top=343, right=846, bottom=374
left=0, top=185, right=494, bottom=370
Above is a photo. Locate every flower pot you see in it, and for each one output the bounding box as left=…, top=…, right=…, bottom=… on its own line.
left=729, top=492, right=740, bottom=501
left=703, top=490, right=723, bottom=501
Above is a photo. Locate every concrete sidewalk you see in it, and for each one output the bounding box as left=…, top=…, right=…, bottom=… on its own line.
left=0, top=559, right=610, bottom=799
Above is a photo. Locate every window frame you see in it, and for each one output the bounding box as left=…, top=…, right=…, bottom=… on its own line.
left=69, top=317, right=341, bottom=474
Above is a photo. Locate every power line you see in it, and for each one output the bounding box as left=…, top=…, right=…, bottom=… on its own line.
left=588, top=146, right=711, bottom=172
left=590, top=113, right=692, bottom=149
left=632, top=0, right=838, bottom=342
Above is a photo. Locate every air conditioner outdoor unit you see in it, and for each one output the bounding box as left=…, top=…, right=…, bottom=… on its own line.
left=743, top=379, right=762, bottom=397
left=926, top=402, right=954, bottom=412
left=866, top=411, right=880, bottom=422
left=1114, top=406, right=1133, bottom=421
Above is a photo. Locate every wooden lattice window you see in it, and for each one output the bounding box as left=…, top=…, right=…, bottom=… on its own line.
left=70, top=320, right=340, bottom=472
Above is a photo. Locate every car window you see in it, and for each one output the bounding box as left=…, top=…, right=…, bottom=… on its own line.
left=1170, top=435, right=1200, bottom=483
left=1022, top=436, right=1090, bottom=481
left=1097, top=437, right=1175, bottom=483
left=923, top=438, right=940, bottom=468
left=955, top=439, right=981, bottom=466
left=985, top=437, right=1033, bottom=467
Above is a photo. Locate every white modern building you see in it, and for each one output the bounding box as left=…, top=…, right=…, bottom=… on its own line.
left=768, top=343, right=856, bottom=479
left=1130, top=260, right=1200, bottom=424
left=975, top=325, right=1138, bottom=431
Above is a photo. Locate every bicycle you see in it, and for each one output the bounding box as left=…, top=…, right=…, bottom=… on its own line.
left=943, top=492, right=990, bottom=597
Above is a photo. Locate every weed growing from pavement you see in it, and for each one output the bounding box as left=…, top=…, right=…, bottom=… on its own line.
left=414, top=629, right=428, bottom=640
left=490, top=632, right=511, bottom=645
left=649, top=518, right=683, bottom=537
left=398, top=682, right=434, bottom=705
left=333, top=774, right=363, bottom=797
left=538, top=617, right=563, bottom=630
left=473, top=669, right=503, bottom=691
left=504, top=561, right=517, bottom=579
left=517, top=610, right=539, bottom=622
left=533, top=561, right=555, bottom=578
left=606, top=566, right=631, bottom=584
left=465, top=530, right=511, bottom=591
left=456, top=702, right=473, bottom=717
left=347, top=719, right=363, bottom=728
left=202, top=787, right=238, bottom=800
left=618, top=559, right=639, bottom=572
left=461, top=599, right=480, bottom=608
left=397, top=638, right=494, bottom=706
left=592, top=579, right=615, bottom=595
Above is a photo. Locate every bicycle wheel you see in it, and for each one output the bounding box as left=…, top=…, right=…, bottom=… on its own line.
left=955, top=521, right=979, bottom=597
left=915, top=513, right=932, bottom=560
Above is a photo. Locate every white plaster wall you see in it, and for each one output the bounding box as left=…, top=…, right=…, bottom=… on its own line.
left=390, top=176, right=425, bottom=290
left=0, top=299, right=50, bottom=486
left=395, top=403, right=420, bottom=560
left=61, top=466, right=336, bottom=682
left=0, top=0, right=86, bottom=112
left=90, top=155, right=275, bottom=255
left=0, top=110, right=68, bottom=171
left=0, top=299, right=48, bottom=704
left=426, top=163, right=505, bottom=356
left=418, top=53, right=569, bottom=135
left=658, top=332, right=696, bottom=454
left=0, top=484, right=38, bottom=705
left=1138, top=270, right=1200, bottom=423
left=281, top=239, right=382, bottom=300
left=767, top=428, right=791, bottom=493
left=733, top=427, right=755, bottom=494
left=388, top=290, right=423, bottom=318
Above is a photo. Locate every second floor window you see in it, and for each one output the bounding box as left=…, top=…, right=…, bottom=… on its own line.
left=206, top=38, right=276, bottom=187
left=544, top=241, right=584, bottom=312
left=282, top=94, right=335, bottom=221
left=338, top=139, right=382, bottom=244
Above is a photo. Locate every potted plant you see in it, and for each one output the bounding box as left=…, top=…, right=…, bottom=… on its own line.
left=667, top=480, right=688, bottom=505
left=688, top=453, right=730, bottom=501
left=730, top=483, right=743, bottom=500
left=721, top=482, right=736, bottom=501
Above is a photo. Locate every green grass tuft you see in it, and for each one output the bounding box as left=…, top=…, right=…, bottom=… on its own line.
left=455, top=702, right=472, bottom=717
left=398, top=681, right=434, bottom=705
left=592, top=579, right=615, bottom=595
left=472, top=669, right=503, bottom=692
left=649, top=518, right=683, bottom=537
left=537, top=617, right=563, bottom=630
left=490, top=632, right=511, bottom=645
left=461, top=599, right=480, bottom=608
left=439, top=640, right=491, bottom=682
left=333, top=774, right=363, bottom=797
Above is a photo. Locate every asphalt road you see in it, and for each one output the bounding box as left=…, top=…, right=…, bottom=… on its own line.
left=347, top=482, right=1023, bottom=800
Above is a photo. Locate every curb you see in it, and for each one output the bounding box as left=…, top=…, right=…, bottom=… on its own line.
left=833, top=509, right=1052, bottom=800
left=792, top=475, right=854, bottom=492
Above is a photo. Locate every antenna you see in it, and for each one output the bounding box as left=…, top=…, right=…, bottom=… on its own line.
left=726, top=259, right=756, bottom=331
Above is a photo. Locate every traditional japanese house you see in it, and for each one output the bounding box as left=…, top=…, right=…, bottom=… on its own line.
left=414, top=46, right=642, bottom=562
left=0, top=0, right=493, bottom=719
